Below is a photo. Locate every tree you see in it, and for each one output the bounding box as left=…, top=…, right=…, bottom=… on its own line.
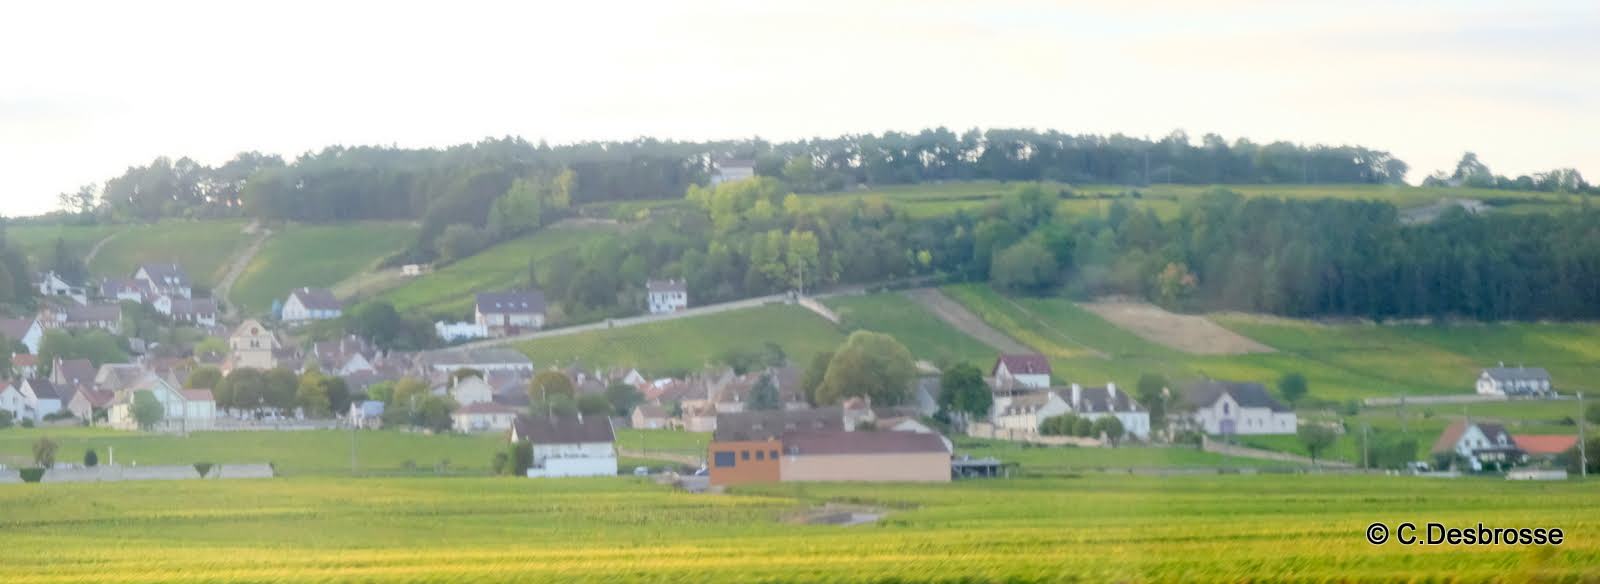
left=1135, top=374, right=1168, bottom=429
left=415, top=395, right=456, bottom=433
left=1155, top=262, right=1198, bottom=307
left=761, top=342, right=787, bottom=368
left=937, top=363, right=991, bottom=425
left=263, top=368, right=299, bottom=413
left=800, top=351, right=832, bottom=405
left=322, top=376, right=352, bottom=417
left=749, top=374, right=781, bottom=411
left=83, top=448, right=98, bottom=467
left=815, top=331, right=915, bottom=406
left=187, top=366, right=222, bottom=390
left=528, top=370, right=575, bottom=403
left=1297, top=424, right=1337, bottom=465
left=531, top=394, right=578, bottom=417
left=296, top=370, right=332, bottom=417
left=0, top=411, right=13, bottom=429
left=990, top=240, right=1059, bottom=294
left=1072, top=417, right=1094, bottom=437
left=1585, top=403, right=1600, bottom=427
left=132, top=390, right=164, bottom=430
left=1092, top=417, right=1126, bottom=445
left=604, top=382, right=643, bottom=417
left=366, top=381, right=396, bottom=404
left=577, top=394, right=612, bottom=417
left=33, top=437, right=58, bottom=468
left=1278, top=373, right=1308, bottom=406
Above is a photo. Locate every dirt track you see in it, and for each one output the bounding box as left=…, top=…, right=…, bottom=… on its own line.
left=1081, top=300, right=1274, bottom=355
left=903, top=288, right=1032, bottom=354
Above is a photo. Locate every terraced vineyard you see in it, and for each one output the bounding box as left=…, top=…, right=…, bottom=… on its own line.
left=1, top=474, right=1594, bottom=582
left=515, top=304, right=845, bottom=373
left=85, top=220, right=253, bottom=288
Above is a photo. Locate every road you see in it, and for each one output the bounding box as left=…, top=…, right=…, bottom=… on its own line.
left=214, top=222, right=273, bottom=317
left=456, top=293, right=794, bottom=349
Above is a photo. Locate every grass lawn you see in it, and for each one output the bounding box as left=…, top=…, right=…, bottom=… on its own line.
left=5, top=222, right=126, bottom=264
left=515, top=304, right=844, bottom=374
left=380, top=224, right=618, bottom=317
left=613, top=429, right=709, bottom=458
left=229, top=222, right=418, bottom=314
left=1, top=474, right=1596, bottom=582
left=86, top=220, right=252, bottom=288
left=951, top=437, right=1300, bottom=474
left=823, top=292, right=995, bottom=366
left=0, top=427, right=505, bottom=476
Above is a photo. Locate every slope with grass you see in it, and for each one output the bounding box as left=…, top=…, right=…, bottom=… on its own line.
left=380, top=224, right=619, bottom=317
left=515, top=303, right=845, bottom=373
left=2, top=474, right=1596, bottom=582
left=229, top=222, right=419, bottom=314
left=823, top=292, right=995, bottom=366
left=85, top=220, right=252, bottom=288
left=5, top=223, right=126, bottom=264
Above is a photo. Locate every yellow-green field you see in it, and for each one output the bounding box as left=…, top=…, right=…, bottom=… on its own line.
left=85, top=220, right=253, bottom=288
left=0, top=474, right=1595, bottom=582
left=229, top=222, right=419, bottom=314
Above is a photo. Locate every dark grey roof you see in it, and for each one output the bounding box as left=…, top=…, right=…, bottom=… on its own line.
left=0, top=318, right=34, bottom=341
left=67, top=304, right=121, bottom=322
left=26, top=378, right=62, bottom=400
left=137, top=263, right=190, bottom=285
left=1483, top=367, right=1550, bottom=382
left=170, top=297, right=217, bottom=316
left=714, top=407, right=844, bottom=442
left=55, top=359, right=95, bottom=387
left=647, top=279, right=687, bottom=293
left=1074, top=386, right=1145, bottom=413
left=290, top=288, right=342, bottom=311
left=1182, top=380, right=1290, bottom=413
left=476, top=290, right=546, bottom=315
left=994, top=354, right=1051, bottom=376
left=512, top=414, right=614, bottom=445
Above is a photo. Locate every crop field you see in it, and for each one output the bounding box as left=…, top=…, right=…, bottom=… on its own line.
left=4, top=222, right=126, bottom=264
left=85, top=220, right=252, bottom=288
left=516, top=304, right=845, bottom=374
left=0, top=474, right=1595, bottom=582
left=823, top=292, right=994, bottom=365
left=380, top=224, right=619, bottom=317
left=229, top=222, right=419, bottom=314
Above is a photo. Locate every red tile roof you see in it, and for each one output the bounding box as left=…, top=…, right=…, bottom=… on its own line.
left=1514, top=434, right=1579, bottom=456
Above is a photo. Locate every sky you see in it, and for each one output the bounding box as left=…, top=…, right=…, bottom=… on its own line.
left=2, top=0, right=1596, bottom=216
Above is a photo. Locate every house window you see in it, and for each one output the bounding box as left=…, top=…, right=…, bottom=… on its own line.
left=741, top=450, right=750, bottom=460
left=1223, top=403, right=1230, bottom=414
left=714, top=452, right=736, bottom=467
left=755, top=451, right=764, bottom=461
left=770, top=450, right=779, bottom=459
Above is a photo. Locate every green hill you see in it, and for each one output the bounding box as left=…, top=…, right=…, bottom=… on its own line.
left=515, top=304, right=844, bottom=373
left=823, top=293, right=995, bottom=366
left=230, top=222, right=418, bottom=314
left=379, top=224, right=619, bottom=317
left=86, top=220, right=253, bottom=288
left=5, top=223, right=126, bottom=264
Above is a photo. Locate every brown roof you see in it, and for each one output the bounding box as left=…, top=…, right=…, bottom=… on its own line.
left=170, top=297, right=217, bottom=316
left=0, top=318, right=35, bottom=341
left=1431, top=420, right=1513, bottom=455
left=66, top=304, right=121, bottom=323
left=511, top=414, right=614, bottom=445
left=76, top=388, right=115, bottom=408
left=647, top=279, right=687, bottom=293
left=994, top=354, right=1050, bottom=376
left=714, top=407, right=843, bottom=442
left=781, top=430, right=949, bottom=456
left=55, top=358, right=95, bottom=386
left=1514, top=434, right=1579, bottom=456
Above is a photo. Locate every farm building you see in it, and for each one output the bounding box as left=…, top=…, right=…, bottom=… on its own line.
left=1476, top=365, right=1553, bottom=397
left=708, top=408, right=948, bottom=485
left=511, top=414, right=617, bottom=478
left=133, top=263, right=192, bottom=299
left=1182, top=380, right=1297, bottom=436
left=1431, top=420, right=1522, bottom=471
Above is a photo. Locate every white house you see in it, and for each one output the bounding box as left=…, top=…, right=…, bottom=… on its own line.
left=107, top=374, right=215, bottom=431
left=416, top=347, right=534, bottom=375
left=475, top=291, right=546, bottom=337
left=512, top=414, right=618, bottom=478
left=0, top=382, right=25, bottom=420
left=167, top=297, right=218, bottom=327
left=44, top=304, right=122, bottom=334
left=1476, top=365, right=1553, bottom=397
left=646, top=279, right=689, bottom=314
left=1431, top=420, right=1521, bottom=471
left=1065, top=383, right=1151, bottom=440
left=100, top=278, right=152, bottom=303
left=991, top=390, right=1072, bottom=432
left=36, top=271, right=87, bottom=304
left=0, top=318, right=44, bottom=354
left=992, top=354, right=1052, bottom=390
left=282, top=287, right=343, bottom=322
left=435, top=321, right=489, bottom=343
left=710, top=159, right=756, bottom=185
left=350, top=401, right=385, bottom=429
left=1183, top=380, right=1297, bottom=436
left=448, top=375, right=495, bottom=406
left=19, top=378, right=66, bottom=421
left=452, top=401, right=519, bottom=433
left=133, top=263, right=192, bottom=299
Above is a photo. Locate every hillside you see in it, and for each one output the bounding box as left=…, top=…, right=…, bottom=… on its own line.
left=5, top=223, right=126, bottom=264
left=85, top=220, right=253, bottom=288
left=379, top=223, right=620, bottom=317
left=514, top=303, right=845, bottom=373
left=229, top=222, right=418, bottom=314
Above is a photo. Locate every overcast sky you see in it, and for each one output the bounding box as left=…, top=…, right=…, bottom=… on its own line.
left=3, top=0, right=1596, bottom=216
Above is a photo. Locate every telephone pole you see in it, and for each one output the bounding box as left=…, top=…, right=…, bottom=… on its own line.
left=1580, top=392, right=1588, bottom=479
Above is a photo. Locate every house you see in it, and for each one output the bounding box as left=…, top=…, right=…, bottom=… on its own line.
left=312, top=336, right=377, bottom=375
left=36, top=271, right=88, bottom=304
left=227, top=319, right=283, bottom=371
left=1432, top=420, right=1522, bottom=471
left=448, top=375, right=495, bottom=406
left=992, top=354, right=1051, bottom=390
left=992, top=391, right=1072, bottom=433
left=606, top=366, right=647, bottom=387
left=168, top=297, right=218, bottom=327
left=350, top=401, right=385, bottom=429
left=474, top=290, right=546, bottom=337
left=0, top=318, right=44, bottom=354
left=1513, top=434, right=1580, bottom=462
left=45, top=304, right=122, bottom=333
left=19, top=378, right=66, bottom=421
left=99, top=278, right=152, bottom=303
left=415, top=347, right=534, bottom=374
left=0, top=382, right=25, bottom=419
left=1065, top=383, right=1152, bottom=439
left=435, top=321, right=489, bottom=343
left=779, top=431, right=951, bottom=483
left=401, top=264, right=431, bottom=277
left=94, top=363, right=148, bottom=392
left=66, top=386, right=114, bottom=421
left=133, top=263, right=191, bottom=299
left=1476, top=365, right=1553, bottom=397
left=646, top=279, right=689, bottom=314
left=1182, top=380, right=1297, bottom=435
left=710, top=159, right=756, bottom=185
left=682, top=403, right=718, bottom=432
left=910, top=375, right=942, bottom=418
left=452, top=401, right=520, bottom=433
left=282, top=287, right=343, bottom=322
left=107, top=374, right=216, bottom=431
left=511, top=414, right=617, bottom=478
left=631, top=404, right=670, bottom=429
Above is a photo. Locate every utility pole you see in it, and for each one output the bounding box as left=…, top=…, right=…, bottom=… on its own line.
left=350, top=414, right=358, bottom=475
left=1362, top=423, right=1370, bottom=470
left=1580, top=392, right=1588, bottom=480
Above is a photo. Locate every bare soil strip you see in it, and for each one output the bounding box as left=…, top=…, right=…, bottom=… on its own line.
left=903, top=288, right=1032, bottom=354
left=1080, top=300, right=1275, bottom=355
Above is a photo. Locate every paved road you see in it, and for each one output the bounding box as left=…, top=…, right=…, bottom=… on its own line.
left=215, top=222, right=272, bottom=317
left=457, top=293, right=793, bottom=349
left=902, top=288, right=1033, bottom=354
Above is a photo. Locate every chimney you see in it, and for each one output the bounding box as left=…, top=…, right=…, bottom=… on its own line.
left=1070, top=384, right=1082, bottom=409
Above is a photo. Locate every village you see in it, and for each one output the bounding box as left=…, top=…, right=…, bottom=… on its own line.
left=1, top=260, right=1585, bottom=485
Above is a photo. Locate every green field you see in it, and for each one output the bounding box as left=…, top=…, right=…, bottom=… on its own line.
left=824, top=293, right=994, bottom=365
left=516, top=304, right=845, bottom=374
left=952, top=437, right=1299, bottom=474
left=85, top=220, right=252, bottom=288
left=229, top=222, right=419, bottom=314
left=2, top=474, right=1596, bottom=582
left=380, top=224, right=619, bottom=317
left=4, top=222, right=126, bottom=264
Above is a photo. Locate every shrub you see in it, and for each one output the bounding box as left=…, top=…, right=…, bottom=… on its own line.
left=43, top=410, right=76, bottom=422
left=492, top=451, right=510, bottom=475
left=33, top=437, right=58, bottom=468
left=21, top=418, right=34, bottom=428
left=194, top=462, right=214, bottom=477
left=1072, top=417, right=1094, bottom=437
left=0, top=410, right=13, bottom=429
left=83, top=449, right=98, bottom=468
left=19, top=468, right=45, bottom=483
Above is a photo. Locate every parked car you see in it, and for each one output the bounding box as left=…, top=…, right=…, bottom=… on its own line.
left=633, top=466, right=649, bottom=476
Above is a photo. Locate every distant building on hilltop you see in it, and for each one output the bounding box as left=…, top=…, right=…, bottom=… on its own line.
left=710, top=159, right=756, bottom=185
left=646, top=279, right=688, bottom=314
